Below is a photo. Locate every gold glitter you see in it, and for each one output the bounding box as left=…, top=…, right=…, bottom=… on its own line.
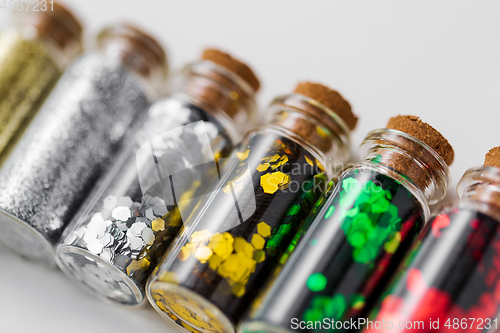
left=208, top=254, right=224, bottom=271
left=271, top=155, right=289, bottom=170
left=316, top=159, right=325, bottom=171
left=305, top=155, right=314, bottom=167
left=208, top=233, right=234, bottom=260
left=254, top=250, right=266, bottom=263
left=257, top=222, right=272, bottom=237
left=158, top=271, right=179, bottom=284
left=190, top=230, right=212, bottom=245
left=151, top=217, right=165, bottom=232
left=236, top=149, right=250, bottom=160
left=219, top=254, right=239, bottom=277
left=251, top=234, right=265, bottom=250
left=0, top=30, right=61, bottom=164
left=194, top=246, right=213, bottom=263
left=256, top=163, right=270, bottom=172
left=316, top=125, right=329, bottom=138
left=150, top=287, right=228, bottom=333
left=260, top=171, right=291, bottom=194
left=178, top=244, right=195, bottom=261
left=126, top=258, right=149, bottom=275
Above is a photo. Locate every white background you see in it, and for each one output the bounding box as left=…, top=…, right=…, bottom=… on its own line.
left=0, top=1, right=499, bottom=332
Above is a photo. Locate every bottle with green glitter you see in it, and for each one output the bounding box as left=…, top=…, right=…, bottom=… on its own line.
left=0, top=2, right=83, bottom=165
left=239, top=115, right=454, bottom=333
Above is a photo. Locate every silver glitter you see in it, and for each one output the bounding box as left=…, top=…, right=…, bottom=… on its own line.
left=57, top=97, right=235, bottom=305
left=0, top=52, right=150, bottom=266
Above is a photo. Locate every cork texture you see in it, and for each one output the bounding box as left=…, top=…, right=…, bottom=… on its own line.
left=387, top=115, right=454, bottom=166
left=202, top=49, right=260, bottom=92
left=294, top=82, right=358, bottom=130
left=484, top=147, right=500, bottom=169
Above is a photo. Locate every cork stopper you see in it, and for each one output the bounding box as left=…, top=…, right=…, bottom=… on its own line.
left=269, top=82, right=354, bottom=166
left=484, top=147, right=500, bottom=169
left=19, top=2, right=82, bottom=49
left=387, top=115, right=454, bottom=166
left=361, top=115, right=452, bottom=200
left=97, top=23, right=168, bottom=83
left=294, top=82, right=357, bottom=130
left=202, top=49, right=260, bottom=92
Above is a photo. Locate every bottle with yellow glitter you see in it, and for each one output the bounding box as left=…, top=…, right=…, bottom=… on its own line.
left=146, top=82, right=358, bottom=333
left=0, top=2, right=83, bottom=165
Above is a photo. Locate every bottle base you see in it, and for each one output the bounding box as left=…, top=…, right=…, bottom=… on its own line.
left=0, top=209, right=55, bottom=267
left=56, top=245, right=144, bottom=306
left=147, top=280, right=235, bottom=333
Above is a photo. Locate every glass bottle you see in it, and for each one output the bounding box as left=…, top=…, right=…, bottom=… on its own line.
left=147, top=86, right=355, bottom=333
left=0, top=24, right=167, bottom=268
left=56, top=49, right=260, bottom=306
left=362, top=150, right=500, bottom=333
left=240, top=123, right=452, bottom=333
left=0, top=2, right=83, bottom=165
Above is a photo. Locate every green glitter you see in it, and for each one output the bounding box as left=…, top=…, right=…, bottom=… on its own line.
left=307, top=273, right=328, bottom=292
left=311, top=239, right=318, bottom=246
left=304, top=294, right=347, bottom=323
left=372, top=154, right=383, bottom=163
left=324, top=206, right=335, bottom=219
left=287, top=204, right=301, bottom=216
left=335, top=176, right=404, bottom=263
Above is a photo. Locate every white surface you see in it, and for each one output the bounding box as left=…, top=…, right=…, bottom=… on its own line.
left=0, top=1, right=499, bottom=332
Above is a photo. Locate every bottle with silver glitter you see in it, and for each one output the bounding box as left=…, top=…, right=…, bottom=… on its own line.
left=0, top=24, right=168, bottom=268
left=0, top=2, right=83, bottom=165
left=56, top=49, right=260, bottom=306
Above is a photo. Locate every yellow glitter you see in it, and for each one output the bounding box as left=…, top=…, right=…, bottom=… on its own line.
left=234, top=237, right=254, bottom=257
left=260, top=171, right=290, bottom=194
left=352, top=299, right=366, bottom=310
left=218, top=254, right=239, bottom=276
left=251, top=234, right=265, bottom=250
left=126, top=258, right=149, bottom=275
left=190, top=230, right=212, bottom=245
left=271, top=155, right=289, bottom=169
left=316, top=125, right=329, bottom=138
left=232, top=283, right=246, bottom=298
left=194, top=246, right=213, bottom=263
left=158, top=271, right=179, bottom=284
left=254, top=250, right=266, bottom=263
left=208, top=254, right=224, bottom=271
left=257, top=222, right=272, bottom=238
left=316, top=159, right=325, bottom=171
left=305, top=156, right=314, bottom=167
left=236, top=149, right=250, bottom=160
left=178, top=245, right=194, bottom=261
left=151, top=217, right=165, bottom=232
left=384, top=232, right=402, bottom=254
left=208, top=233, right=234, bottom=260
left=256, top=163, right=270, bottom=172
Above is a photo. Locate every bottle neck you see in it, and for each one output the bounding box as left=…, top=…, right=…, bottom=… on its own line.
left=266, top=93, right=351, bottom=176
left=359, top=129, right=450, bottom=205
left=458, top=166, right=500, bottom=213
left=168, top=61, right=258, bottom=142
left=14, top=4, right=83, bottom=68
left=96, top=25, right=168, bottom=99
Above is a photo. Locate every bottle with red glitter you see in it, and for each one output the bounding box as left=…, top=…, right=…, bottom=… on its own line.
left=363, top=147, right=500, bottom=333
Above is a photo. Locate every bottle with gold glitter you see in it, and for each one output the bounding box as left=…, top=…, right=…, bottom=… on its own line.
left=56, top=49, right=260, bottom=306
left=0, top=24, right=168, bottom=268
left=239, top=115, right=454, bottom=333
left=146, top=82, right=358, bottom=333
left=0, top=2, right=83, bottom=165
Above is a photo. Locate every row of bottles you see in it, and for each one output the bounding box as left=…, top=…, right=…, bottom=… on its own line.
left=0, top=3, right=499, bottom=333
